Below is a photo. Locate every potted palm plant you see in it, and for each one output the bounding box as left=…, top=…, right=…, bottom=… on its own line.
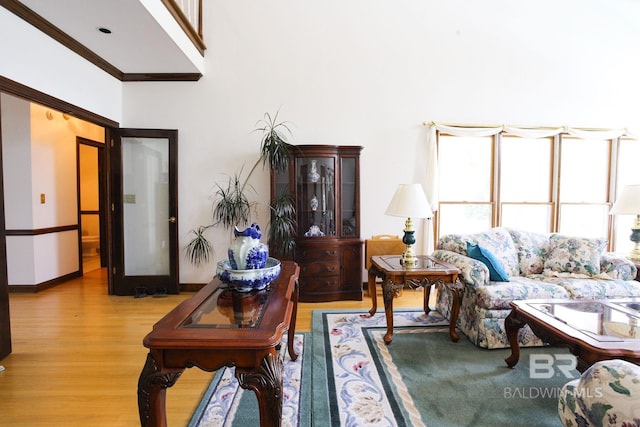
left=184, top=112, right=297, bottom=267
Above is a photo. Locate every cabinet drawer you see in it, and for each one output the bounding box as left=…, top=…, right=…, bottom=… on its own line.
left=299, top=276, right=340, bottom=293
left=300, top=262, right=340, bottom=276
left=297, top=247, right=340, bottom=259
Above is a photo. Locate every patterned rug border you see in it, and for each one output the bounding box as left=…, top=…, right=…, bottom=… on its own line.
left=311, top=308, right=449, bottom=427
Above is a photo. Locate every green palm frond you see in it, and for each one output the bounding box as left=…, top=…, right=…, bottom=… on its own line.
left=184, top=225, right=213, bottom=267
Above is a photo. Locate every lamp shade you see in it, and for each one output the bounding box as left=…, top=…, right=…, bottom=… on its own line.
left=385, top=184, right=433, bottom=219
left=610, top=185, right=640, bottom=215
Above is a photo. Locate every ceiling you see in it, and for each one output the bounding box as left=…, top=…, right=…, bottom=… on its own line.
left=15, top=0, right=203, bottom=77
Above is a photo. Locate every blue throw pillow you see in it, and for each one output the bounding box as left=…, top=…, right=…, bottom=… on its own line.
left=466, top=241, right=510, bottom=282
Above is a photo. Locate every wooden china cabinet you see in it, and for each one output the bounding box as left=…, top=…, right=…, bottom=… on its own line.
left=271, top=145, right=363, bottom=302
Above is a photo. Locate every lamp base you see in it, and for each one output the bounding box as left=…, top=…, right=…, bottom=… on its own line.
left=628, top=222, right=640, bottom=262
left=400, top=245, right=418, bottom=268
left=628, top=242, right=640, bottom=263
left=400, top=217, right=418, bottom=268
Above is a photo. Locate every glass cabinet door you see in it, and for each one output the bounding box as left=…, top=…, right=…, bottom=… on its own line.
left=341, top=157, right=357, bottom=237
left=296, top=157, right=336, bottom=237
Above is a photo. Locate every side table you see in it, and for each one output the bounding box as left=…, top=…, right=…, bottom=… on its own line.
left=367, top=255, right=463, bottom=344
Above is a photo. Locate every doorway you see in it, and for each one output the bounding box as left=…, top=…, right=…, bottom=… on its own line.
left=77, top=138, right=107, bottom=274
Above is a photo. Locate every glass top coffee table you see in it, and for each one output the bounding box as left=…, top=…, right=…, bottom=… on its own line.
left=504, top=298, right=640, bottom=372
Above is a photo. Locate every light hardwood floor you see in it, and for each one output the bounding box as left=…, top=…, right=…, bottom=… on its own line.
left=1, top=268, right=426, bottom=426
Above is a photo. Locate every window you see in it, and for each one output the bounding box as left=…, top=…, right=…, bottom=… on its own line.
left=434, top=126, right=638, bottom=253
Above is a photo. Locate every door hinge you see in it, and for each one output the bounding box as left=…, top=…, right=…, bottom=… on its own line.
left=111, top=203, right=115, bottom=212
left=110, top=138, right=114, bottom=148
left=113, top=267, right=116, bottom=275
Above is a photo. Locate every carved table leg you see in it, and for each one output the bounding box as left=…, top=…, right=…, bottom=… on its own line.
left=422, top=278, right=432, bottom=314
left=138, top=353, right=183, bottom=427
left=367, top=265, right=380, bottom=316
left=287, top=279, right=299, bottom=362
left=237, top=352, right=283, bottom=427
left=382, top=278, right=404, bottom=344
left=504, top=309, right=527, bottom=368
left=447, top=278, right=464, bottom=342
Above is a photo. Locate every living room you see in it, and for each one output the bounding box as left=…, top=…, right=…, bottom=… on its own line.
left=1, top=1, right=640, bottom=426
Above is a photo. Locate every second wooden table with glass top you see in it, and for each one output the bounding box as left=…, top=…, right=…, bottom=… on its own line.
left=367, top=255, right=463, bottom=344
left=504, top=298, right=640, bottom=372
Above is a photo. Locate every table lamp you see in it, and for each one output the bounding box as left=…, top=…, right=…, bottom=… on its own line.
left=610, top=184, right=640, bottom=262
left=385, top=184, right=433, bottom=268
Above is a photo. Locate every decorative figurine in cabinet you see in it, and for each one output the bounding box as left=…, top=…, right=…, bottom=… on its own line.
left=271, top=145, right=363, bottom=302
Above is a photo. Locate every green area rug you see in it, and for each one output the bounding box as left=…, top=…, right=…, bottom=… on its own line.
left=312, top=309, right=579, bottom=427
left=191, top=310, right=579, bottom=426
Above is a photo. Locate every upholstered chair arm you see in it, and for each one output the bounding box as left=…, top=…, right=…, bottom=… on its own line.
left=600, top=253, right=638, bottom=280
left=558, top=359, right=640, bottom=427
left=431, top=249, right=490, bottom=287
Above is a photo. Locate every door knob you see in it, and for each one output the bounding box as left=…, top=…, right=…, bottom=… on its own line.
left=168, top=216, right=176, bottom=223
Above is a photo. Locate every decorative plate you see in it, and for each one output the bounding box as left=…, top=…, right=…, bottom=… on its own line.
left=216, top=257, right=281, bottom=292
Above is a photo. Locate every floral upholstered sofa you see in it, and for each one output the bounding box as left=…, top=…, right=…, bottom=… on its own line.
left=432, top=227, right=640, bottom=349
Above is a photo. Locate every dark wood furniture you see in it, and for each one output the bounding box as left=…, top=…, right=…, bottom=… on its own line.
left=634, top=262, right=640, bottom=281
left=137, top=261, right=300, bottom=427
left=271, top=145, right=363, bottom=302
left=504, top=298, right=640, bottom=372
left=367, top=255, right=462, bottom=344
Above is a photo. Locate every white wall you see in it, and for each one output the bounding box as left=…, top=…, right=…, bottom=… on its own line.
left=122, top=0, right=640, bottom=283
left=0, top=8, right=122, bottom=123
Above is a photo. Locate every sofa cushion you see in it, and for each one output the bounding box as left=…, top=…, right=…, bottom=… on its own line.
left=474, top=276, right=570, bottom=310
left=543, top=234, right=607, bottom=278
left=466, top=242, right=510, bottom=281
left=543, top=276, right=640, bottom=299
left=506, top=228, right=550, bottom=275
left=438, top=227, right=520, bottom=277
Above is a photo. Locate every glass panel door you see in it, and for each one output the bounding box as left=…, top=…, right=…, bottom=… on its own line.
left=122, top=136, right=170, bottom=275
left=111, top=129, right=178, bottom=296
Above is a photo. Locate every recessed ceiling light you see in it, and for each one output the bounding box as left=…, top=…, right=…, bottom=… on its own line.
left=98, top=27, right=112, bottom=34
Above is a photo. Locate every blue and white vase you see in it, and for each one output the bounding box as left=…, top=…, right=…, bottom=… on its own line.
left=310, top=194, right=319, bottom=211
left=308, top=160, right=320, bottom=183
left=228, top=223, right=268, bottom=270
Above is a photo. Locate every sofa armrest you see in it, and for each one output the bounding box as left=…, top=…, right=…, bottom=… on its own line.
left=558, top=359, right=640, bottom=427
left=599, top=252, right=638, bottom=280
left=432, top=249, right=490, bottom=287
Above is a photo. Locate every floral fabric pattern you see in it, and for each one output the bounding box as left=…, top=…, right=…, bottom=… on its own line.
left=558, top=359, right=640, bottom=427
left=433, top=229, right=640, bottom=349
left=437, top=227, right=520, bottom=277
left=507, top=228, right=550, bottom=275
left=600, top=253, right=638, bottom=280
left=543, top=234, right=607, bottom=278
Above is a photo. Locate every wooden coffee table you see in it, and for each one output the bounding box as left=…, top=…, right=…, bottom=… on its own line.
left=505, top=298, right=640, bottom=372
left=367, top=255, right=462, bottom=344
left=137, top=261, right=300, bottom=427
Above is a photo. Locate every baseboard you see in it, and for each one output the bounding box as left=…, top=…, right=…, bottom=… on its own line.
left=9, top=271, right=82, bottom=293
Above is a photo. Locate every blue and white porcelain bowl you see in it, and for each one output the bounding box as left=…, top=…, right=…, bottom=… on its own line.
left=216, top=257, right=281, bottom=292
